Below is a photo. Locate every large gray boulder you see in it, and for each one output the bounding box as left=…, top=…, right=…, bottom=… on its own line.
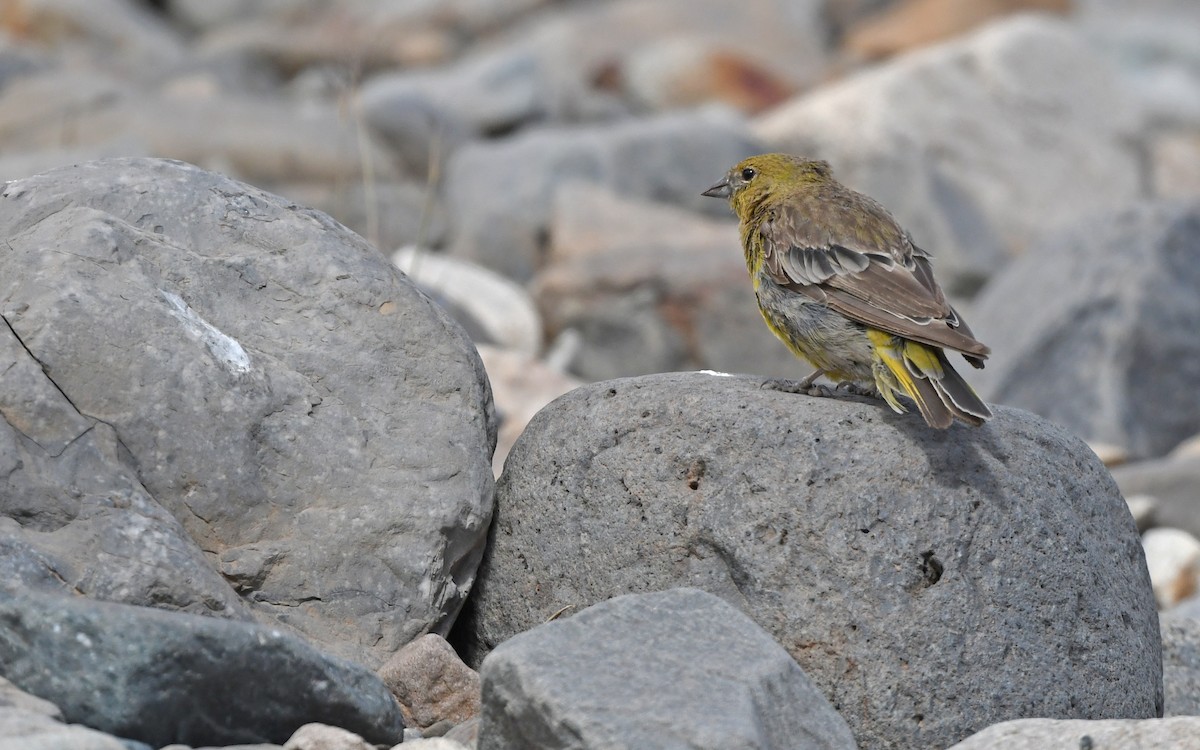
left=970, top=201, right=1200, bottom=460
left=0, top=589, right=405, bottom=747
left=459, top=372, right=1162, bottom=750
left=0, top=157, right=497, bottom=667
left=479, top=588, right=858, bottom=750
left=753, top=15, right=1144, bottom=295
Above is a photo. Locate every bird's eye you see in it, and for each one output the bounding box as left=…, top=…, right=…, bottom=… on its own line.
left=741, top=167, right=756, bottom=181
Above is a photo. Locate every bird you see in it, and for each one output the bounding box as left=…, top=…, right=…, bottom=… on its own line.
left=702, top=153, right=992, bottom=428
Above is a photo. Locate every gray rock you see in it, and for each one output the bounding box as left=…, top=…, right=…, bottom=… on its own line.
left=754, top=15, right=1144, bottom=295
left=358, top=46, right=555, bottom=170
left=443, top=717, right=480, bottom=746
left=458, top=372, right=1162, bottom=749
left=1169, top=594, right=1200, bottom=620
left=1078, top=0, right=1200, bottom=128
left=1161, top=614, right=1200, bottom=717
left=0, top=307, right=252, bottom=617
left=970, top=201, right=1200, bottom=460
left=479, top=588, right=858, bottom=750
left=1112, top=455, right=1200, bottom=538
left=0, top=157, right=497, bottom=667
left=443, top=108, right=761, bottom=280
left=495, top=0, right=828, bottom=108
left=0, top=590, right=405, bottom=747
left=944, top=717, right=1200, bottom=749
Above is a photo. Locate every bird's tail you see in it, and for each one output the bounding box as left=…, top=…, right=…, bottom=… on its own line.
left=866, top=329, right=992, bottom=429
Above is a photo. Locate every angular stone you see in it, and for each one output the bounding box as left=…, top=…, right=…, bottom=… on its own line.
left=377, top=634, right=480, bottom=731
left=459, top=372, right=1162, bottom=749
left=479, top=588, right=858, bottom=750
left=0, top=590, right=405, bottom=747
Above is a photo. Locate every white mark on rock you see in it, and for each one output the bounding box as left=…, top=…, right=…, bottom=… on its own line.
left=75, top=632, right=93, bottom=648
left=697, top=369, right=732, bottom=377
left=160, top=290, right=251, bottom=374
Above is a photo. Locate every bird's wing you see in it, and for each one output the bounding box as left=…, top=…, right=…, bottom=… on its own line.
left=760, top=198, right=989, bottom=361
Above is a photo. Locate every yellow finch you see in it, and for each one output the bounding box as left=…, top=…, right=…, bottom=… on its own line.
left=703, top=153, right=992, bottom=428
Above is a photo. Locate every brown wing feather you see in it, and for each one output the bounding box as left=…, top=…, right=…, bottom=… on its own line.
left=761, top=194, right=990, bottom=361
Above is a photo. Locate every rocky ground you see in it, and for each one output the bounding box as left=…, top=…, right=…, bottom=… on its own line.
left=1, top=1, right=1199, bottom=749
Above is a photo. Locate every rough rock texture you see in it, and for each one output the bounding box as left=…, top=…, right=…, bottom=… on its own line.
left=479, top=588, right=858, bottom=750
left=377, top=634, right=481, bottom=731
left=944, top=717, right=1200, bottom=749
left=970, top=201, right=1200, bottom=460
left=0, top=590, right=405, bottom=747
left=459, top=372, right=1162, bottom=750
left=0, top=157, right=497, bottom=667
left=443, top=108, right=761, bottom=280
left=1160, top=614, right=1200, bottom=717
left=754, top=15, right=1143, bottom=295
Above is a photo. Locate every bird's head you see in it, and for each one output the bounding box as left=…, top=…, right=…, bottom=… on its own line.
left=702, top=153, right=832, bottom=216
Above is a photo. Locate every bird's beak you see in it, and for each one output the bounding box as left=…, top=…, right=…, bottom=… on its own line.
left=702, top=177, right=731, bottom=199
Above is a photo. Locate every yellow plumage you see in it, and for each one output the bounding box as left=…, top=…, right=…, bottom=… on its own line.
left=703, top=153, right=992, bottom=429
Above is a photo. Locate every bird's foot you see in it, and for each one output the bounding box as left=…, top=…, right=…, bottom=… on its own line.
left=835, top=381, right=879, bottom=398
left=761, top=378, right=834, bottom=398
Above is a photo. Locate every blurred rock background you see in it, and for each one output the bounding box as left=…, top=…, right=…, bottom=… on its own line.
left=2, top=0, right=1199, bottom=747
left=2, top=0, right=1196, bottom=604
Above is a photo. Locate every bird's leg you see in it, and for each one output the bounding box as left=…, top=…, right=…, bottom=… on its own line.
left=760, top=369, right=833, bottom=397
left=835, top=381, right=879, bottom=398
